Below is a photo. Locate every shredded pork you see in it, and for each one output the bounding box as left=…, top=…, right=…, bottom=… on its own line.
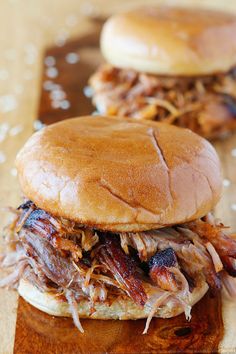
left=65, top=289, right=84, bottom=333
left=97, top=234, right=147, bottom=306
left=89, top=65, right=236, bottom=139
left=120, top=228, right=222, bottom=290
left=1, top=200, right=236, bottom=333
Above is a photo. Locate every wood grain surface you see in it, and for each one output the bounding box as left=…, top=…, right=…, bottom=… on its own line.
left=0, top=1, right=236, bottom=353
left=14, top=294, right=223, bottom=354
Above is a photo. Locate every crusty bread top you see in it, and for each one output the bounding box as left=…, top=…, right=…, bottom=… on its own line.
left=16, top=116, right=222, bottom=231
left=101, top=6, right=236, bottom=75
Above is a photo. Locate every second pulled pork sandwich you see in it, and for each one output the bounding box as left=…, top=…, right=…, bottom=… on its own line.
left=1, top=116, right=236, bottom=333
left=89, top=6, right=236, bottom=139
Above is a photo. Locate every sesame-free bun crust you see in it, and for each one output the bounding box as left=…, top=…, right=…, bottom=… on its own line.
left=101, top=6, right=236, bottom=75
left=18, top=279, right=208, bottom=320
left=16, top=116, right=222, bottom=232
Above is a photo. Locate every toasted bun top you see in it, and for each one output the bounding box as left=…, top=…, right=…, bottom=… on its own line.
left=16, top=116, right=222, bottom=232
left=101, top=6, right=236, bottom=75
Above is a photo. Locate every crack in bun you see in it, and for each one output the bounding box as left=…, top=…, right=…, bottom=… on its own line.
left=15, top=116, right=222, bottom=232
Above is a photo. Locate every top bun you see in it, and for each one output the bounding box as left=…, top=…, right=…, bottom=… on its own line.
left=101, top=6, right=236, bottom=76
left=16, top=116, right=222, bottom=232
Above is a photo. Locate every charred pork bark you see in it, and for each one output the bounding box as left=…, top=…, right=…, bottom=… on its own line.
left=97, top=234, right=147, bottom=306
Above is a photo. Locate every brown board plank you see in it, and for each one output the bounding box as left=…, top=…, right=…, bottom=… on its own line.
left=37, top=18, right=104, bottom=124
left=14, top=293, right=223, bottom=354
left=13, top=19, right=226, bottom=354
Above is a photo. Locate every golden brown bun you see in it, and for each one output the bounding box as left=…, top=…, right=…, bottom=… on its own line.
left=16, top=116, right=222, bottom=232
left=101, top=6, right=236, bottom=75
left=18, top=279, right=208, bottom=320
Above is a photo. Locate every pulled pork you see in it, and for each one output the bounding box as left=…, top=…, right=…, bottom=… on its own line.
left=89, top=65, right=236, bottom=139
left=1, top=201, right=236, bottom=333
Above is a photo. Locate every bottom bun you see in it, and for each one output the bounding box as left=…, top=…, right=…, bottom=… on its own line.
left=18, top=279, right=208, bottom=320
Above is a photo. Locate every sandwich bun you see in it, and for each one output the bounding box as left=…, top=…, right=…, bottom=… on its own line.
left=16, top=116, right=222, bottom=232
left=18, top=278, right=209, bottom=320
left=101, top=6, right=236, bottom=76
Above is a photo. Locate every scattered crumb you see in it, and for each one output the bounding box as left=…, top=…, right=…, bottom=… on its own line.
left=46, top=67, right=58, bottom=79
left=65, top=52, right=79, bottom=64
left=0, top=95, right=17, bottom=113
left=231, top=204, right=236, bottom=212
left=60, top=100, right=70, bottom=110
left=0, top=151, right=6, bottom=164
left=65, top=14, right=78, bottom=27
left=10, top=168, right=17, bottom=177
left=80, top=2, right=98, bottom=17
left=0, top=123, right=10, bottom=142
left=33, top=120, right=45, bottom=131
left=51, top=101, right=61, bottom=109
left=9, top=125, right=23, bottom=136
left=83, top=86, right=93, bottom=98
left=55, top=29, right=69, bottom=47
left=50, top=89, right=66, bottom=101
left=24, top=43, right=38, bottom=65
left=231, top=148, right=236, bottom=157
left=43, top=80, right=55, bottom=91
left=223, top=179, right=231, bottom=187
left=44, top=56, right=56, bottom=67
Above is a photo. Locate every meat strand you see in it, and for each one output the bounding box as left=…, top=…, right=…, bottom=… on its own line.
left=19, top=230, right=80, bottom=290
left=97, top=234, right=147, bottom=306
left=187, top=220, right=236, bottom=276
left=18, top=203, right=97, bottom=260
left=1, top=201, right=236, bottom=334
left=124, top=229, right=221, bottom=290
left=89, top=64, right=236, bottom=139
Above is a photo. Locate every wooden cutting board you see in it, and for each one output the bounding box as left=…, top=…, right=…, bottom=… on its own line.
left=13, top=18, right=236, bottom=354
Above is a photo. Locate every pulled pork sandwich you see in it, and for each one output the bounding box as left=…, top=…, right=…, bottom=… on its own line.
left=1, top=116, right=236, bottom=333
left=89, top=7, right=236, bottom=139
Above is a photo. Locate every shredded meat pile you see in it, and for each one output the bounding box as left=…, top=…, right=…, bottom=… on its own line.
left=89, top=65, right=236, bottom=139
left=1, top=201, right=236, bottom=333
